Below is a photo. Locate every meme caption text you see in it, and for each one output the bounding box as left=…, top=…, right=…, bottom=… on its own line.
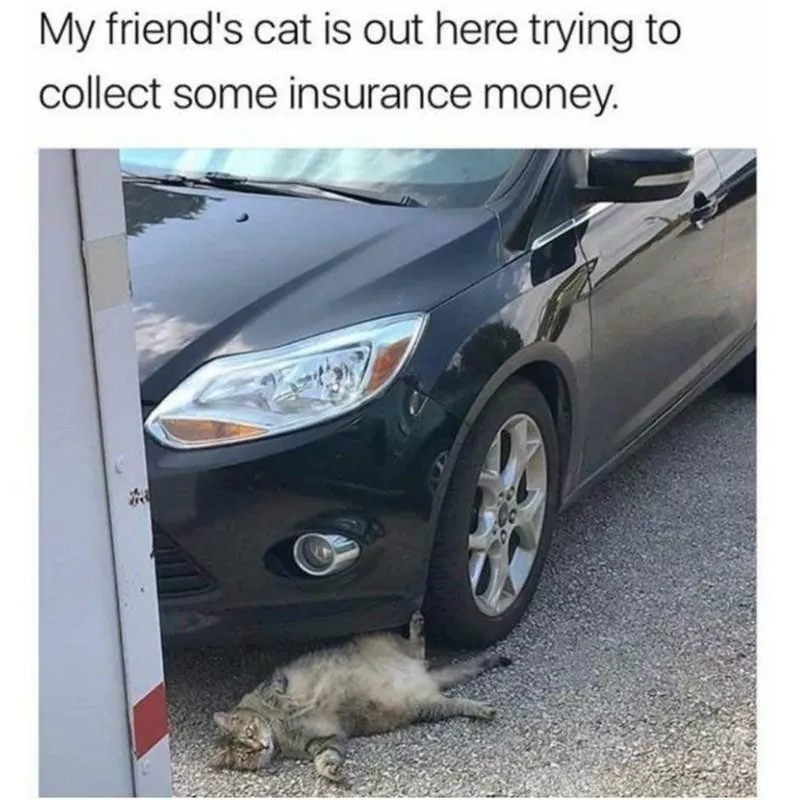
left=39, top=8, right=685, bottom=118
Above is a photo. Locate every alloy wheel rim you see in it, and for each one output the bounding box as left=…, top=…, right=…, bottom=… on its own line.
left=468, top=413, right=547, bottom=617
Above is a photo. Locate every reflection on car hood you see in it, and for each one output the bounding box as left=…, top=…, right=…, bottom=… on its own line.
left=123, top=181, right=499, bottom=403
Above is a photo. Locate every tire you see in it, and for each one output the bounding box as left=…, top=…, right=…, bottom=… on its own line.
left=424, top=379, right=560, bottom=649
left=723, top=351, right=756, bottom=393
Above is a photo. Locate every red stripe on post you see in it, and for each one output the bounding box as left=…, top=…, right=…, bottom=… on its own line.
left=132, top=682, right=169, bottom=758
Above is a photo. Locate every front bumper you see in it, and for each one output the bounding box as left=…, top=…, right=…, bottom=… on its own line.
left=145, top=381, right=460, bottom=645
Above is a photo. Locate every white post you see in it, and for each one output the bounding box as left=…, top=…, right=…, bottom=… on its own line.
left=39, top=149, right=171, bottom=796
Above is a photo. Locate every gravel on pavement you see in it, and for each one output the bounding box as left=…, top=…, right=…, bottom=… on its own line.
left=164, top=384, right=756, bottom=797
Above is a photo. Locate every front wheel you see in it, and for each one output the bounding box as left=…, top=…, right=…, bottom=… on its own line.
left=424, top=379, right=560, bottom=648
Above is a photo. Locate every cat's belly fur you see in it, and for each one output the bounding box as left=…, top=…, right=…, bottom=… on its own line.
left=282, top=636, right=436, bottom=736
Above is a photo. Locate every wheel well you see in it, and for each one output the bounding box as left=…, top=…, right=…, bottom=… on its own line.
left=516, top=361, right=573, bottom=496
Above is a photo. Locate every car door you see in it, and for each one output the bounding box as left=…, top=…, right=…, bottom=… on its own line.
left=707, top=149, right=757, bottom=354
left=578, top=149, right=727, bottom=479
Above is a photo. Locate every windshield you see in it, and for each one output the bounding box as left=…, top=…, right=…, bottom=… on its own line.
left=119, top=148, right=523, bottom=208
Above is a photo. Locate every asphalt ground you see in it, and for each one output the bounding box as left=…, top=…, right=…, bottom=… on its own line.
left=164, top=384, right=756, bottom=797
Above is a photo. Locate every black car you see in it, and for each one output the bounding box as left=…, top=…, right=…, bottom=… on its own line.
left=121, top=148, right=756, bottom=648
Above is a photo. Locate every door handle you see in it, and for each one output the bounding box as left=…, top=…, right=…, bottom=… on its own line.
left=690, top=192, right=718, bottom=229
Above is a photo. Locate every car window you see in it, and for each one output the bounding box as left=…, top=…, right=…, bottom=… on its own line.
left=120, top=148, right=523, bottom=209
left=527, top=151, right=591, bottom=247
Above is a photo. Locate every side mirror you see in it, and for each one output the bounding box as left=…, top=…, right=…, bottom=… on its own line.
left=575, top=149, right=695, bottom=203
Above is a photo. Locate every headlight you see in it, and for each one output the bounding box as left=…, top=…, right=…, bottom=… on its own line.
left=145, top=313, right=427, bottom=449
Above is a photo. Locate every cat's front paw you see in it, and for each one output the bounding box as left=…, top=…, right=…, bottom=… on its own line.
left=314, top=749, right=346, bottom=784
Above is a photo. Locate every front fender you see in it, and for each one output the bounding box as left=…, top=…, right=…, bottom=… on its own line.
left=413, top=249, right=593, bottom=532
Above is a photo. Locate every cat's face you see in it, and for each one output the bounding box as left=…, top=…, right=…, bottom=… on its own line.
left=213, top=709, right=276, bottom=758
left=209, top=741, right=274, bottom=772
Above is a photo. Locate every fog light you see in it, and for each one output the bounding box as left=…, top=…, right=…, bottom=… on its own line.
left=292, top=532, right=360, bottom=577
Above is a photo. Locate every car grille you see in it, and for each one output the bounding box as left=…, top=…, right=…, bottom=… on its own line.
left=152, top=527, right=215, bottom=597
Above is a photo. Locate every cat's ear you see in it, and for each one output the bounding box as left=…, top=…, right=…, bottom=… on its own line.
left=213, top=711, right=235, bottom=734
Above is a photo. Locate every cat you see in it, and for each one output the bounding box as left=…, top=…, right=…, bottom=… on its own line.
left=210, top=611, right=512, bottom=783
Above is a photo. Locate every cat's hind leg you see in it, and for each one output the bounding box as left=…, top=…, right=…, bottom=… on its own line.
left=404, top=610, right=426, bottom=660
left=269, top=668, right=288, bottom=693
left=429, top=653, right=512, bottom=690
left=412, top=696, right=497, bottom=723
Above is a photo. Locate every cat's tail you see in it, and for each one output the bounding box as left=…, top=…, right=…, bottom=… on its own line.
left=429, top=653, right=512, bottom=689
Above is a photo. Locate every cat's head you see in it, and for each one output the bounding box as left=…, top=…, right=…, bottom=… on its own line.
left=213, top=708, right=276, bottom=761
left=208, top=741, right=276, bottom=772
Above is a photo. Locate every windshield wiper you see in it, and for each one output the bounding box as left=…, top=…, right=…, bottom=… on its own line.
left=121, top=170, right=193, bottom=186
left=122, top=170, right=426, bottom=207
left=202, top=172, right=426, bottom=207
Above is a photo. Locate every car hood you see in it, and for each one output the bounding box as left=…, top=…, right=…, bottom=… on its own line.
left=124, top=181, right=500, bottom=403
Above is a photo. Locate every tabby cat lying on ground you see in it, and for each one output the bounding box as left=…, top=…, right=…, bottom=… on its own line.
left=210, top=612, right=512, bottom=783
